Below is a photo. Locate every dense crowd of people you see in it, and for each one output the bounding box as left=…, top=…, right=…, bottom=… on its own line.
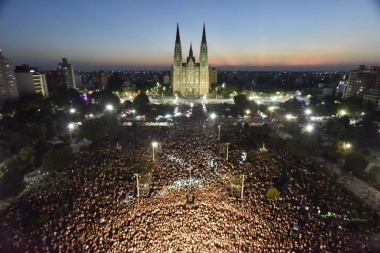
left=0, top=102, right=377, bottom=252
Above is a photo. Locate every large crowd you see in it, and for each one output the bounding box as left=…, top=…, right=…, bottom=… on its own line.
left=0, top=102, right=377, bottom=252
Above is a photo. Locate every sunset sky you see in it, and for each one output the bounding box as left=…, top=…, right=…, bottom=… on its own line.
left=1, top=0, right=380, bottom=71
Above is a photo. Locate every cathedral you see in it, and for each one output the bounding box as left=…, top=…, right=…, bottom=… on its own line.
left=172, top=23, right=211, bottom=96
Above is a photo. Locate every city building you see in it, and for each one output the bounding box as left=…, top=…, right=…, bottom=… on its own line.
left=0, top=50, right=19, bottom=105
left=163, top=75, right=170, bottom=85
left=14, top=64, right=48, bottom=97
left=57, top=58, right=76, bottom=89
left=45, top=70, right=66, bottom=92
left=363, top=89, right=380, bottom=110
left=209, top=66, right=218, bottom=86
left=336, top=80, right=348, bottom=99
left=122, top=81, right=136, bottom=98
left=74, top=74, right=82, bottom=88
left=97, top=70, right=108, bottom=91
left=343, top=65, right=380, bottom=99
left=172, top=23, right=211, bottom=96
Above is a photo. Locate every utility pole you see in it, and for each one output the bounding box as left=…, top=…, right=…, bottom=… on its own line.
left=188, top=166, right=193, bottom=192
left=241, top=174, right=245, bottom=199
left=226, top=143, right=230, bottom=161
left=134, top=173, right=140, bottom=197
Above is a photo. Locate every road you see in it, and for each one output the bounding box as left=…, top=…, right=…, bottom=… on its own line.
left=329, top=163, right=380, bottom=212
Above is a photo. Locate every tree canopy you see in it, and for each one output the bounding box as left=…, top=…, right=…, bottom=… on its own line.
left=42, top=146, right=74, bottom=172
left=233, top=94, right=250, bottom=112
left=266, top=186, right=280, bottom=199
left=133, top=93, right=150, bottom=108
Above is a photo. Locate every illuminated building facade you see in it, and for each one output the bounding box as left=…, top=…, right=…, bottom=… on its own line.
left=172, top=24, right=210, bottom=96
left=14, top=64, right=48, bottom=97
left=343, top=65, right=379, bottom=99
left=57, top=58, right=76, bottom=89
left=0, top=50, right=19, bottom=105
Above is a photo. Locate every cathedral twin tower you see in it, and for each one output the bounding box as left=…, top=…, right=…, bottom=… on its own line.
left=172, top=23, right=211, bottom=96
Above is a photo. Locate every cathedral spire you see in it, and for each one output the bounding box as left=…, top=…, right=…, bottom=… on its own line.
left=176, top=23, right=181, bottom=43
left=201, top=23, right=206, bottom=43
left=189, top=42, right=193, bottom=58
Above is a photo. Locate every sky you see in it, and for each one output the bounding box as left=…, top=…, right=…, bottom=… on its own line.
left=1, top=0, right=380, bottom=71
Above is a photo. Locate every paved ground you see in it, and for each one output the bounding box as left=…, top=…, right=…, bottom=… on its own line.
left=328, top=163, right=380, bottom=212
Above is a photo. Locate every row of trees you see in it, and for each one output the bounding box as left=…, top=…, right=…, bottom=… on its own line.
left=281, top=93, right=380, bottom=185
left=0, top=87, right=154, bottom=199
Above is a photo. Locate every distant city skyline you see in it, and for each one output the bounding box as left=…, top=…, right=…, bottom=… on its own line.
left=1, top=0, right=380, bottom=71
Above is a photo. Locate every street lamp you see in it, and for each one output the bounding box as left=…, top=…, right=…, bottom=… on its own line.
left=68, top=123, right=74, bottom=142
left=245, top=109, right=250, bottom=117
left=344, top=142, right=352, bottom=150
left=210, top=113, right=217, bottom=127
left=131, top=109, right=135, bottom=119
left=286, top=114, right=294, bottom=120
left=268, top=106, right=275, bottom=119
left=305, top=124, right=314, bottom=133
left=305, top=108, right=312, bottom=116
left=152, top=142, right=158, bottom=161
left=69, top=108, right=76, bottom=114
left=218, top=125, right=221, bottom=140
left=106, top=104, right=113, bottom=112
left=134, top=173, right=140, bottom=197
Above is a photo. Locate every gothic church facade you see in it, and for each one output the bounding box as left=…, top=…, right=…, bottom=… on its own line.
left=172, top=24, right=210, bottom=96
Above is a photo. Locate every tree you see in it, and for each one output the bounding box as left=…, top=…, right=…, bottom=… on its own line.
left=42, top=146, right=74, bottom=172
left=121, top=100, right=133, bottom=109
left=327, top=141, right=345, bottom=162
left=266, top=187, right=280, bottom=199
left=369, top=166, right=380, bottom=184
left=343, top=151, right=368, bottom=175
left=281, top=98, right=302, bottom=114
left=233, top=94, right=249, bottom=112
left=90, top=90, right=120, bottom=107
left=47, top=88, right=85, bottom=109
left=329, top=122, right=347, bottom=139
left=78, top=118, right=107, bottom=143
left=17, top=146, right=35, bottom=166
left=0, top=168, right=25, bottom=199
left=79, top=116, right=118, bottom=143
left=22, top=123, right=47, bottom=143
left=283, top=121, right=301, bottom=135
left=108, top=72, right=123, bottom=91
left=133, top=93, right=150, bottom=108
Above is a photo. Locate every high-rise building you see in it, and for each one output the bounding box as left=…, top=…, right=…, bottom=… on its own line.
left=172, top=23, right=211, bottom=96
left=209, top=66, right=218, bottom=86
left=163, top=75, right=170, bottom=85
left=14, top=64, right=48, bottom=97
left=57, top=58, right=76, bottom=89
left=45, top=70, right=66, bottom=92
left=343, top=65, right=379, bottom=99
left=97, top=70, right=108, bottom=91
left=0, top=50, right=19, bottom=105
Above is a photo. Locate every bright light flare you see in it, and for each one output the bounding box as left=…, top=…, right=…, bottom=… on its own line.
left=106, top=104, right=113, bottom=111
left=305, top=124, right=314, bottom=132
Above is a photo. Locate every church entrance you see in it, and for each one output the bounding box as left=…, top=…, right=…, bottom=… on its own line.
left=185, top=87, right=198, bottom=97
